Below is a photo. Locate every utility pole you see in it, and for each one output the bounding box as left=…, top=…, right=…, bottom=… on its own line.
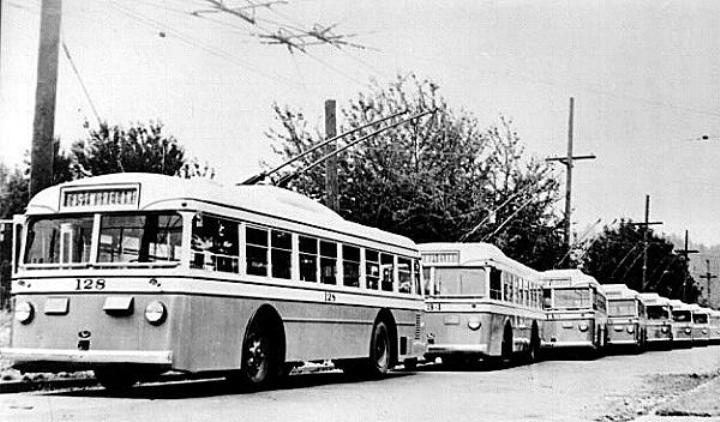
left=546, top=97, right=596, bottom=254
left=30, top=0, right=62, bottom=197
left=626, top=195, right=663, bottom=291
left=324, top=99, right=339, bottom=212
left=699, top=259, right=717, bottom=308
left=674, top=230, right=699, bottom=301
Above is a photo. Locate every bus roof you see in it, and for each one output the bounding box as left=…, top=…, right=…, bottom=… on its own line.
left=600, top=284, right=639, bottom=299
left=25, top=172, right=418, bottom=251
left=688, top=304, right=710, bottom=314
left=418, top=242, right=539, bottom=276
left=540, top=269, right=600, bottom=288
left=669, top=299, right=692, bottom=310
left=638, top=292, right=670, bottom=305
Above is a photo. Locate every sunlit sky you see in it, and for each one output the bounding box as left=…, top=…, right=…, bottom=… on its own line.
left=3, top=0, right=720, bottom=245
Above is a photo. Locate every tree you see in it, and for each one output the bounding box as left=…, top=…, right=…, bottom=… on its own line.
left=266, top=73, right=564, bottom=270
left=582, top=220, right=700, bottom=302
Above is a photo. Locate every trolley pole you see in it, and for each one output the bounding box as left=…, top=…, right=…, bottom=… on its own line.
left=699, top=259, right=717, bottom=308
left=545, top=97, right=596, bottom=255
left=324, top=99, right=339, bottom=212
left=675, top=230, right=699, bottom=301
left=30, top=0, right=62, bottom=197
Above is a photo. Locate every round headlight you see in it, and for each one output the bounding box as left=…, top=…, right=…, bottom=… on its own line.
left=144, top=301, right=167, bottom=325
left=685, top=327, right=692, bottom=334
left=661, top=326, right=669, bottom=333
left=578, top=323, right=589, bottom=332
left=14, top=301, right=34, bottom=324
left=626, top=326, right=635, bottom=334
left=702, top=328, right=708, bottom=334
left=467, top=318, right=481, bottom=331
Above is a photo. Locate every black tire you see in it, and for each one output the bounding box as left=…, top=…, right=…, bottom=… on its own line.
left=403, top=358, right=418, bottom=371
left=235, top=317, right=282, bottom=389
left=501, top=324, right=513, bottom=365
left=525, top=325, right=541, bottom=364
left=368, top=321, right=392, bottom=377
left=94, top=367, right=138, bottom=392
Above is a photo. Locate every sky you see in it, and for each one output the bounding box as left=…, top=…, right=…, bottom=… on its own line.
left=2, top=0, right=720, bottom=245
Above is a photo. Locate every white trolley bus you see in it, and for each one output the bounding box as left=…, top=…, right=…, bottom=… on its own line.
left=637, top=293, right=673, bottom=348
left=0, top=173, right=426, bottom=389
left=709, top=309, right=720, bottom=344
left=600, top=284, right=647, bottom=351
left=540, top=270, right=608, bottom=353
left=689, top=304, right=710, bottom=346
left=669, top=299, right=693, bottom=347
left=420, top=243, right=545, bottom=366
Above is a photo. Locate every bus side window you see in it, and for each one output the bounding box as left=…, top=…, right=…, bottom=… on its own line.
left=398, top=257, right=411, bottom=294
left=342, top=245, right=360, bottom=287
left=320, top=240, right=337, bottom=285
left=245, top=226, right=268, bottom=276
left=489, top=268, right=502, bottom=300
left=366, top=249, right=380, bottom=290
left=271, top=230, right=291, bottom=279
left=422, top=266, right=432, bottom=296
left=412, top=259, right=421, bottom=295
left=542, top=288, right=552, bottom=309
left=299, top=236, right=318, bottom=282
left=380, top=253, right=394, bottom=292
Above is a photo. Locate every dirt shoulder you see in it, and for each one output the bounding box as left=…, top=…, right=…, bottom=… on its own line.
left=655, top=375, right=720, bottom=417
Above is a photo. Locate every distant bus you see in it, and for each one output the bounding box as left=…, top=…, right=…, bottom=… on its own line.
left=709, top=310, right=720, bottom=345
left=689, top=304, right=710, bottom=346
left=600, top=284, right=647, bottom=351
left=420, top=243, right=545, bottom=366
left=637, top=293, right=673, bottom=349
left=540, top=270, right=608, bottom=353
left=669, top=299, right=693, bottom=347
left=0, top=173, right=426, bottom=390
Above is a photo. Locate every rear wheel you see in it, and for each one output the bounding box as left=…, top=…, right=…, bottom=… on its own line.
left=95, top=367, right=138, bottom=392
left=525, top=325, right=541, bottom=364
left=368, top=321, right=392, bottom=377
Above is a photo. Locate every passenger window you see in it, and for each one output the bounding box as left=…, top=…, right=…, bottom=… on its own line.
left=271, top=230, right=291, bottom=279
left=366, top=250, right=380, bottom=290
left=343, top=245, right=360, bottom=287
left=246, top=226, right=268, bottom=276
left=299, top=236, right=318, bottom=282
left=423, top=267, right=432, bottom=295
left=398, top=258, right=411, bottom=294
left=489, top=268, right=502, bottom=300
left=191, top=215, right=239, bottom=273
left=320, top=240, right=337, bottom=285
left=543, top=288, right=552, bottom=309
left=381, top=253, right=394, bottom=292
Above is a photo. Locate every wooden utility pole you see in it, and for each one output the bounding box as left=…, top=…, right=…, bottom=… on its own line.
left=324, top=99, right=339, bottom=212
left=699, top=259, right=717, bottom=308
left=545, top=97, right=596, bottom=254
left=675, top=230, right=699, bottom=301
left=30, top=0, right=62, bottom=197
left=626, top=195, right=663, bottom=291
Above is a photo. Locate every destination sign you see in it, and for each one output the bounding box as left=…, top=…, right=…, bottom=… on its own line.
left=60, top=184, right=140, bottom=210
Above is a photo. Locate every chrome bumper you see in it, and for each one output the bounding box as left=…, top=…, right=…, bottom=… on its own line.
left=0, top=347, right=172, bottom=366
left=541, top=340, right=594, bottom=349
left=426, top=344, right=488, bottom=354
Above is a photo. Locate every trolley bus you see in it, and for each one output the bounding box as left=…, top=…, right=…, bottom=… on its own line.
left=637, top=293, right=673, bottom=348
left=0, top=173, right=426, bottom=389
left=420, top=243, right=545, bottom=366
left=601, top=284, right=647, bottom=351
left=689, top=304, right=710, bottom=346
left=669, top=299, right=693, bottom=347
left=709, top=310, right=720, bottom=344
left=540, top=270, right=608, bottom=353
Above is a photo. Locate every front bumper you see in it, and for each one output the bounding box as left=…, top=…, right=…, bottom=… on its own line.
left=0, top=347, right=173, bottom=370
left=541, top=340, right=594, bottom=349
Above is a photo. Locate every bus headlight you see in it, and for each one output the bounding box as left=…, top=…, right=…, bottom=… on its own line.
left=702, top=328, right=708, bottom=335
left=14, top=301, right=34, bottom=324
left=578, top=323, right=589, bottom=332
left=685, top=327, right=692, bottom=334
left=661, top=326, right=669, bottom=333
left=467, top=318, right=481, bottom=331
left=626, top=326, right=635, bottom=334
left=144, top=301, right=167, bottom=325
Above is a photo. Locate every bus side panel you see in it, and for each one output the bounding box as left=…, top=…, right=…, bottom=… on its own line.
left=486, top=313, right=506, bottom=357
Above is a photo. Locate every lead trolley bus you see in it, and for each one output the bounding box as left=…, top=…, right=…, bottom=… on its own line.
left=420, top=243, right=545, bottom=366
left=0, top=173, right=426, bottom=389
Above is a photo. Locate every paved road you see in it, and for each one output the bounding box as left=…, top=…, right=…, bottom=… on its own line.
left=2, top=346, right=720, bottom=422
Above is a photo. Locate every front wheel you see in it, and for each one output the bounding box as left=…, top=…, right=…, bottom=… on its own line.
left=369, top=321, right=392, bottom=377
left=232, top=318, right=282, bottom=389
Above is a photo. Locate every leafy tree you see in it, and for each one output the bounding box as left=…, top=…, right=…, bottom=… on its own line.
left=582, top=220, right=700, bottom=301
left=266, top=73, right=564, bottom=270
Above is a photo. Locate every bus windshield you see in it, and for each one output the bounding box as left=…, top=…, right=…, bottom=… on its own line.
left=646, top=305, right=669, bottom=320
left=672, top=310, right=691, bottom=322
left=433, top=267, right=486, bottom=297
left=98, top=213, right=183, bottom=263
left=608, top=299, right=637, bottom=317
left=693, top=313, right=709, bottom=324
left=25, top=215, right=94, bottom=265
left=553, top=288, right=591, bottom=309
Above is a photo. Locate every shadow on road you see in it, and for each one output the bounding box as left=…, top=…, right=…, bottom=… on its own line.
left=43, top=370, right=414, bottom=400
